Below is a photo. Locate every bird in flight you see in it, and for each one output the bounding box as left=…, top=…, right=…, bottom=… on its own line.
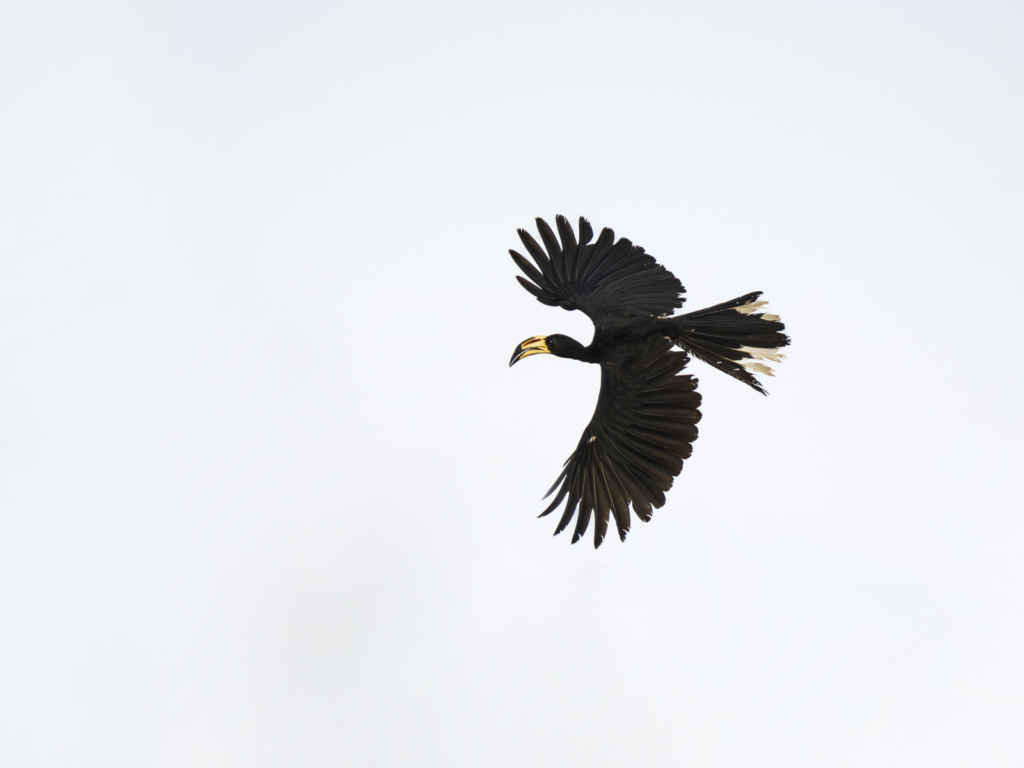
left=509, top=216, right=789, bottom=548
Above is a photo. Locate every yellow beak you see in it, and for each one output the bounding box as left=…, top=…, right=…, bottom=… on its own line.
left=509, top=336, right=550, bottom=367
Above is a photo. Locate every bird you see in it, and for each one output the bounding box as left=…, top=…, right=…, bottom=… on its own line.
left=508, top=215, right=790, bottom=548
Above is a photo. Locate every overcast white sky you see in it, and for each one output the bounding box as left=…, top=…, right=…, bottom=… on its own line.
left=2, top=0, right=1023, bottom=765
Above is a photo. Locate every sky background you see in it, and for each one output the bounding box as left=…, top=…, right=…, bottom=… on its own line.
left=2, top=1, right=1023, bottom=765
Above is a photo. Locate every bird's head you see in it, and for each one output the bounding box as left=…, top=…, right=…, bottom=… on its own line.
left=509, top=334, right=587, bottom=367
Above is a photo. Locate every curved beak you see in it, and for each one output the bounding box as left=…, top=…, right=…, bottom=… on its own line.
left=509, top=336, right=550, bottom=367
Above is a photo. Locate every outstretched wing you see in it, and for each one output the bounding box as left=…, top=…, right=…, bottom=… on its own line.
left=541, top=337, right=701, bottom=547
left=510, top=216, right=685, bottom=329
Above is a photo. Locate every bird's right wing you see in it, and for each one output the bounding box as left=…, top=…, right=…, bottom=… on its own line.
left=540, top=337, right=701, bottom=547
left=510, top=216, right=685, bottom=329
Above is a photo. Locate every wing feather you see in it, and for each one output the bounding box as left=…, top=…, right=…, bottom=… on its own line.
left=602, top=460, right=633, bottom=541
left=517, top=229, right=555, bottom=281
left=554, top=496, right=579, bottom=536
left=509, top=250, right=546, bottom=287
left=515, top=275, right=556, bottom=304
left=542, top=337, right=702, bottom=546
left=556, top=216, right=578, bottom=279
left=510, top=216, right=685, bottom=328
left=591, top=463, right=612, bottom=547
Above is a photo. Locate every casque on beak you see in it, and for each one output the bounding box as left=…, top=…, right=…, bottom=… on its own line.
left=509, top=336, right=551, bottom=367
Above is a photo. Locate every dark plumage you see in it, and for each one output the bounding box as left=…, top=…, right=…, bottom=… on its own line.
left=509, top=216, right=790, bottom=547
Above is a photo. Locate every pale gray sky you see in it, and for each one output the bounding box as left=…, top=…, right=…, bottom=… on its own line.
left=2, top=1, right=1023, bottom=766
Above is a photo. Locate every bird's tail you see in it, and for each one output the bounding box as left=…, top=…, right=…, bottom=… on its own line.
left=668, top=291, right=790, bottom=395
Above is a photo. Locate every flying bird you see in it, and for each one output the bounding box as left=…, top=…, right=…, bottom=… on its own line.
left=509, top=216, right=789, bottom=547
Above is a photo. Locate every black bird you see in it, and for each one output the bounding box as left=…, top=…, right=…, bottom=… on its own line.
left=509, top=216, right=790, bottom=548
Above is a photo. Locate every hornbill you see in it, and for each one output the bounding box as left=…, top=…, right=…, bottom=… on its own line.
left=509, top=216, right=789, bottom=547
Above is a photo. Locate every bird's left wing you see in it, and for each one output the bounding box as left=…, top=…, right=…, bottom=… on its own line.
left=540, top=337, right=701, bottom=547
left=510, top=216, right=685, bottom=329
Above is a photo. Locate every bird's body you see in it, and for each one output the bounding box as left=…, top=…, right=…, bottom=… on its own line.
left=509, top=216, right=790, bottom=548
left=588, top=318, right=663, bottom=362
